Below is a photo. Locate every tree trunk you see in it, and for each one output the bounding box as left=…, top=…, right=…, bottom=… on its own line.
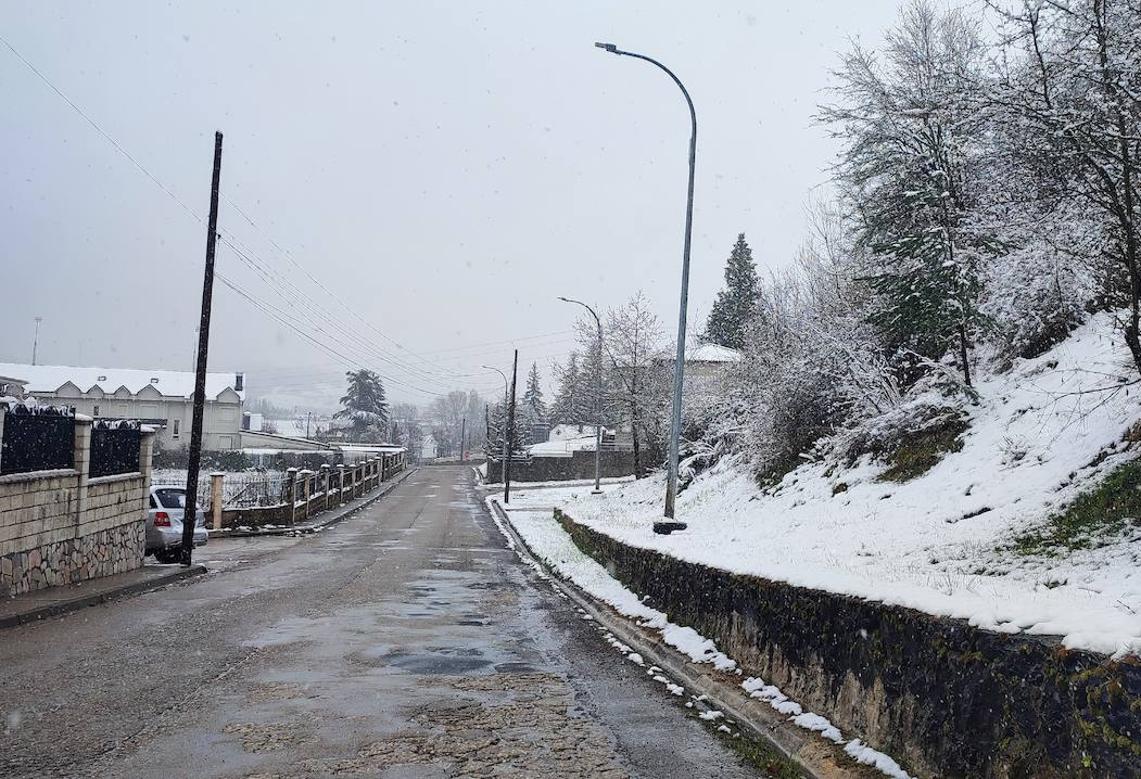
left=630, top=399, right=642, bottom=478
left=958, top=323, right=972, bottom=388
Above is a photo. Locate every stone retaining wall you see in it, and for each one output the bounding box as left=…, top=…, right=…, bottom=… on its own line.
left=0, top=411, right=153, bottom=597
left=555, top=509, right=1141, bottom=778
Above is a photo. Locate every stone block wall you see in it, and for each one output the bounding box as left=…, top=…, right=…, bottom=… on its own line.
left=555, top=509, right=1141, bottom=779
left=486, top=450, right=637, bottom=483
left=0, top=411, right=154, bottom=597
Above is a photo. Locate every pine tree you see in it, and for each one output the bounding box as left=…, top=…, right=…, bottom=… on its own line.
left=522, top=363, right=546, bottom=422
left=551, top=352, right=583, bottom=425
left=703, top=234, right=761, bottom=349
left=334, top=369, right=388, bottom=441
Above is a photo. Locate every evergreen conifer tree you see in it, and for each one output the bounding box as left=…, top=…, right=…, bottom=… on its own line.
left=334, top=369, right=389, bottom=441
left=703, top=234, right=760, bottom=349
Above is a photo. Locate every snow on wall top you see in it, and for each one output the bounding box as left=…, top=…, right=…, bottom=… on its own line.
left=0, top=362, right=245, bottom=401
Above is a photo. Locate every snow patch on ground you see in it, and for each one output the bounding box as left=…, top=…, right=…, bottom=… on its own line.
left=505, top=314, right=1141, bottom=657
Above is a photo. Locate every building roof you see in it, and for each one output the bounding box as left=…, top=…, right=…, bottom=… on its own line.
left=0, top=362, right=245, bottom=401
left=687, top=343, right=743, bottom=363
left=653, top=343, right=743, bottom=364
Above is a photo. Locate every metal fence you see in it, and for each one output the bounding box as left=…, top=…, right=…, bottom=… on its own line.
left=151, top=469, right=289, bottom=509
left=90, top=421, right=141, bottom=478
left=0, top=407, right=75, bottom=476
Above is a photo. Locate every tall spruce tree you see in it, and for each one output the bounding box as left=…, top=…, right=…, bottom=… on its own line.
left=522, top=363, right=546, bottom=422
left=704, top=234, right=761, bottom=349
left=334, top=369, right=389, bottom=441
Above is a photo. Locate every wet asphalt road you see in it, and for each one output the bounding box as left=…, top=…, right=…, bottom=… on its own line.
left=0, top=466, right=760, bottom=778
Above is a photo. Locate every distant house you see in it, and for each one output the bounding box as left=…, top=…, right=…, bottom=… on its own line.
left=0, top=363, right=245, bottom=451
left=421, top=434, right=438, bottom=460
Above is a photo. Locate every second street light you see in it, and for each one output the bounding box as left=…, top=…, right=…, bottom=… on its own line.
left=557, top=296, right=603, bottom=495
left=482, top=364, right=510, bottom=485
left=595, top=41, right=694, bottom=534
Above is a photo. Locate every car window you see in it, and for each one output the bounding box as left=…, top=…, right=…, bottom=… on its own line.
left=154, top=488, right=186, bottom=509
left=149, top=495, right=157, bottom=509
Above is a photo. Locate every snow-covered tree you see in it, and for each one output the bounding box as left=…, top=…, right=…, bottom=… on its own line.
left=703, top=233, right=761, bottom=349
left=820, top=0, right=991, bottom=387
left=986, top=0, right=1141, bottom=372
left=334, top=369, right=388, bottom=441
left=605, top=291, right=668, bottom=477
left=551, top=352, right=592, bottom=425
left=522, top=363, right=546, bottom=423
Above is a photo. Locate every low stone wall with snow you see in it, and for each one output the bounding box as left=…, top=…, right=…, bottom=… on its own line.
left=486, top=450, right=638, bottom=483
left=555, top=508, right=1141, bottom=778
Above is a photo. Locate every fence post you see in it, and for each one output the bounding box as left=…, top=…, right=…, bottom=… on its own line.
left=286, top=467, right=298, bottom=526
left=73, top=415, right=93, bottom=531
left=337, top=464, right=346, bottom=506
left=0, top=406, right=5, bottom=474
left=321, top=464, right=331, bottom=512
left=301, top=470, right=313, bottom=521
left=210, top=472, right=224, bottom=530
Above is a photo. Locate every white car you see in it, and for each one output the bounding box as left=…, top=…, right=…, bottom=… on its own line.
left=146, top=486, right=208, bottom=563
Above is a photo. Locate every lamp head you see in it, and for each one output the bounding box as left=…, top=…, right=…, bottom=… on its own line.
left=594, top=42, right=618, bottom=53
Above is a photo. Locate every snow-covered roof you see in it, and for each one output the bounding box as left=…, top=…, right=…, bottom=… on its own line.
left=0, top=362, right=245, bottom=401
left=652, top=343, right=743, bottom=364
left=529, top=435, right=596, bottom=457
left=686, top=343, right=743, bottom=363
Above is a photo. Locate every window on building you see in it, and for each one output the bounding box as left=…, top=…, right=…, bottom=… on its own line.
left=218, top=435, right=233, bottom=449
left=172, top=419, right=180, bottom=438
left=93, top=405, right=100, bottom=417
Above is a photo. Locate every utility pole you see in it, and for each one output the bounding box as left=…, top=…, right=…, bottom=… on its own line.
left=503, top=349, right=519, bottom=504
left=181, top=131, right=223, bottom=566
left=31, top=317, right=42, bottom=365
left=460, top=416, right=466, bottom=463
left=305, top=411, right=311, bottom=439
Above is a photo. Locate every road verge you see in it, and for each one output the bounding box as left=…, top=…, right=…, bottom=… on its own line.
left=488, top=499, right=881, bottom=779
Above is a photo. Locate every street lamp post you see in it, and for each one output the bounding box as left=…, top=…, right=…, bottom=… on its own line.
left=595, top=42, right=694, bottom=533
left=482, top=365, right=511, bottom=484
left=557, top=297, right=603, bottom=494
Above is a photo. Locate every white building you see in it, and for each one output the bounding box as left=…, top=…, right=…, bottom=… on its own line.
left=0, top=363, right=245, bottom=451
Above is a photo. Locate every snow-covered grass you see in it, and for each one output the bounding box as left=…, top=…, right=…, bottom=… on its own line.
left=492, top=498, right=912, bottom=779
left=506, top=313, right=1141, bottom=657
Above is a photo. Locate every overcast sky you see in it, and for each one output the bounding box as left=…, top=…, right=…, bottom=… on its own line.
left=1, top=1, right=898, bottom=408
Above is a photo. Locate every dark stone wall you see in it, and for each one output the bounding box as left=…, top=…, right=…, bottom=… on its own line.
left=486, top=450, right=637, bottom=483
left=555, top=509, right=1141, bottom=778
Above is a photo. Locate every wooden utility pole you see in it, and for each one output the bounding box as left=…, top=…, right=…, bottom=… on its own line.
left=503, top=349, right=518, bottom=504
left=460, top=417, right=466, bottom=463
left=181, top=131, right=223, bottom=566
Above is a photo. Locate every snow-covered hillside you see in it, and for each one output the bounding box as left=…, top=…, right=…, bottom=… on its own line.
left=510, top=313, right=1141, bottom=657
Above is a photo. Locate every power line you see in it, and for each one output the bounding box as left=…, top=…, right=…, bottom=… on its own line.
left=1, top=33, right=574, bottom=396
left=0, top=33, right=204, bottom=225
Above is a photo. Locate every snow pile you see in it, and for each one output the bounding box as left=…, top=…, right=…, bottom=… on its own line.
left=507, top=313, right=1141, bottom=657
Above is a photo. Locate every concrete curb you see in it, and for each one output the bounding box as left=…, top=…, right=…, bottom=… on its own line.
left=488, top=500, right=872, bottom=779
left=0, top=564, right=207, bottom=630
left=215, top=467, right=418, bottom=539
